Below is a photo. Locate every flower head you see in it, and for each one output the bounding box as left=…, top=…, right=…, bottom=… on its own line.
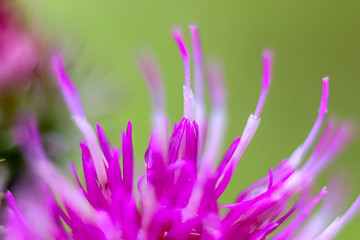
left=4, top=25, right=360, bottom=240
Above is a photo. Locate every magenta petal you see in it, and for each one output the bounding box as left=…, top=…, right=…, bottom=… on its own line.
left=52, top=54, right=86, bottom=119
left=96, top=124, right=113, bottom=163
left=80, top=143, right=109, bottom=209
left=122, top=121, right=134, bottom=194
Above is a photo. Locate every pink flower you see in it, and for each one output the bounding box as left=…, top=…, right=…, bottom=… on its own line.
left=4, top=25, right=360, bottom=240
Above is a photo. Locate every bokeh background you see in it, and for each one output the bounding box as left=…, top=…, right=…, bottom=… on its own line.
left=18, top=0, right=360, bottom=238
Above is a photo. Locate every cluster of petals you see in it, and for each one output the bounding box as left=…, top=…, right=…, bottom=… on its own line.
left=4, top=25, right=360, bottom=240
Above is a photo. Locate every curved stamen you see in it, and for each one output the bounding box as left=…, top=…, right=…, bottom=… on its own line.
left=215, top=51, right=273, bottom=196
left=254, top=50, right=273, bottom=118
left=307, top=122, right=354, bottom=177
left=173, top=29, right=190, bottom=88
left=173, top=28, right=194, bottom=120
left=189, top=25, right=206, bottom=154
left=189, top=25, right=204, bottom=117
left=52, top=55, right=86, bottom=118
left=315, top=194, right=360, bottom=240
left=137, top=52, right=166, bottom=118
left=294, top=176, right=349, bottom=239
left=303, top=77, right=329, bottom=151
left=290, top=77, right=329, bottom=167
left=137, top=53, right=168, bottom=155
left=201, top=62, right=226, bottom=169
left=52, top=54, right=109, bottom=191
left=300, top=119, right=336, bottom=171
left=273, top=187, right=327, bottom=240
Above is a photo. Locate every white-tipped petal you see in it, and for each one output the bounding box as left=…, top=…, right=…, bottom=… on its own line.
left=290, top=77, right=329, bottom=168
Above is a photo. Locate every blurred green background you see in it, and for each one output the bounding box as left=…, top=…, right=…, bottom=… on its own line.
left=21, top=0, right=360, bottom=238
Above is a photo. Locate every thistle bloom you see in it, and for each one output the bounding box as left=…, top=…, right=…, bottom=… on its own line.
left=4, top=26, right=360, bottom=240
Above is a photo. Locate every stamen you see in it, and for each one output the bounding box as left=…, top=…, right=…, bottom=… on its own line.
left=52, top=54, right=109, bottom=191
left=301, top=78, right=329, bottom=153
left=173, top=29, right=190, bottom=88
left=273, top=187, right=327, bottom=240
left=173, top=28, right=194, bottom=120
left=335, top=195, right=360, bottom=229
left=137, top=53, right=169, bottom=160
left=294, top=176, right=349, bottom=239
left=215, top=114, right=260, bottom=197
left=52, top=54, right=85, bottom=118
left=189, top=25, right=202, bottom=66
left=189, top=25, right=206, bottom=153
left=290, top=77, right=329, bottom=167
left=254, top=50, right=273, bottom=118
left=137, top=52, right=166, bottom=118
left=315, top=195, right=360, bottom=240
left=308, top=122, right=354, bottom=177
left=182, top=64, right=226, bottom=225
left=201, top=62, right=226, bottom=169
left=206, top=62, right=226, bottom=108
left=301, top=119, right=336, bottom=171
left=189, top=25, right=204, bottom=114
left=215, top=52, right=272, bottom=197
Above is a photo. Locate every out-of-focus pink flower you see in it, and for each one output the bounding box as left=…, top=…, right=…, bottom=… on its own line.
left=3, top=26, right=360, bottom=239
left=0, top=1, right=41, bottom=90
